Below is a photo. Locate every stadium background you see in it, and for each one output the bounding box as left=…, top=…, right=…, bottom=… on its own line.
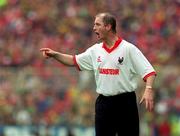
left=0, top=0, right=179, bottom=136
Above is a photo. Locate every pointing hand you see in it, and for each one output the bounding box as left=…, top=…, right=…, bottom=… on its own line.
left=40, top=48, right=57, bottom=58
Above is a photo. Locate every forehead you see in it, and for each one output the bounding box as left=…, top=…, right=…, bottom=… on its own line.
left=94, top=15, right=104, bottom=24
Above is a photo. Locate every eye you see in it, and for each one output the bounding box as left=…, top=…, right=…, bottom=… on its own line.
left=94, top=22, right=101, bottom=26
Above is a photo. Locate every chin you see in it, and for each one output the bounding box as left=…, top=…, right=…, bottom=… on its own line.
left=99, top=37, right=105, bottom=41
left=98, top=38, right=103, bottom=42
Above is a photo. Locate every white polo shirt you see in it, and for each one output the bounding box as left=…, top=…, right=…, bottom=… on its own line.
left=73, top=38, right=156, bottom=96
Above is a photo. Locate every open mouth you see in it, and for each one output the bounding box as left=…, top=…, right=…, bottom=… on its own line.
left=95, top=32, right=99, bottom=35
left=95, top=32, right=100, bottom=38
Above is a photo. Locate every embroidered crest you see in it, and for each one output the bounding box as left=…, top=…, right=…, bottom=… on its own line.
left=118, top=57, right=124, bottom=64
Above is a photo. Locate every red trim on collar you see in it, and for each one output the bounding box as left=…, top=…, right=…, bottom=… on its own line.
left=102, top=37, right=122, bottom=53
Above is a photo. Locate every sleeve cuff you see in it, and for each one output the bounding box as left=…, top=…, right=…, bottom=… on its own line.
left=143, top=71, right=157, bottom=82
left=73, top=55, right=81, bottom=71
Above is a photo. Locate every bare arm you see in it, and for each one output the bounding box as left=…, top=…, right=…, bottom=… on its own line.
left=40, top=48, right=75, bottom=66
left=140, top=75, right=156, bottom=112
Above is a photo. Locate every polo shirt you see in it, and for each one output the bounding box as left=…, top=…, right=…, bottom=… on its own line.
left=73, top=38, right=156, bottom=96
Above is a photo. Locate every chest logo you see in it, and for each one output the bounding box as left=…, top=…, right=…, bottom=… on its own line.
left=99, top=68, right=119, bottom=75
left=97, top=56, right=102, bottom=62
left=118, top=57, right=124, bottom=64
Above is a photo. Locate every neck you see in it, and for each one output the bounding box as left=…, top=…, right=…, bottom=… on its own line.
left=103, top=33, right=118, bottom=48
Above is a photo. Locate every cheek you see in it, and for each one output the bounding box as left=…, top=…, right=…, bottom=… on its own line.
left=99, top=28, right=105, bottom=33
left=100, top=29, right=107, bottom=36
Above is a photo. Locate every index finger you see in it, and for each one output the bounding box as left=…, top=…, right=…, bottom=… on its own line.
left=149, top=100, right=154, bottom=112
left=40, top=48, right=50, bottom=52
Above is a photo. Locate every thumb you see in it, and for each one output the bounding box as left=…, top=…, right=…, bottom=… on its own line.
left=43, top=51, right=50, bottom=58
left=139, top=97, right=144, bottom=104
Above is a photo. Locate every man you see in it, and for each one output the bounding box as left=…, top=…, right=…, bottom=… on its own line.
left=40, top=12, right=156, bottom=136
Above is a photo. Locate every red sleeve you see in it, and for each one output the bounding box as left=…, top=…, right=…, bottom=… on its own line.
left=143, top=71, right=157, bottom=82
left=73, top=55, right=81, bottom=71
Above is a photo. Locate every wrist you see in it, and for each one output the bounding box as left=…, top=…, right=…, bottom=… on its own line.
left=52, top=52, right=59, bottom=58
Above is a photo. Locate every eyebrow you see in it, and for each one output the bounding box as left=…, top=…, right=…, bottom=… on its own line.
left=94, top=22, right=101, bottom=25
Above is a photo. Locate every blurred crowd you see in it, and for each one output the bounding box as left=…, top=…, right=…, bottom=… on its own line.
left=0, top=0, right=180, bottom=136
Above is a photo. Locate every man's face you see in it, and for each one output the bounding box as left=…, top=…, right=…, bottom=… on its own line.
left=93, top=16, right=108, bottom=41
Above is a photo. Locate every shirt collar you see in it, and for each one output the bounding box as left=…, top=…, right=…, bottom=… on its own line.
left=102, top=37, right=122, bottom=53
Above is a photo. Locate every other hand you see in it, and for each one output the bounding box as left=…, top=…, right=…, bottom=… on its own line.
left=139, top=88, right=154, bottom=112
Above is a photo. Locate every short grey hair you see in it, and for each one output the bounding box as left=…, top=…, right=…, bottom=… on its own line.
left=96, top=12, right=117, bottom=33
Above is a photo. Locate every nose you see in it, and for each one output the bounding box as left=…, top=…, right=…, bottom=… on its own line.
left=93, top=25, right=96, bottom=31
left=93, top=27, right=95, bottom=31
left=93, top=23, right=96, bottom=31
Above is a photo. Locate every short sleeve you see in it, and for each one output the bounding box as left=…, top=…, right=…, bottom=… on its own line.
left=128, top=44, right=156, bottom=81
left=74, top=48, right=93, bottom=71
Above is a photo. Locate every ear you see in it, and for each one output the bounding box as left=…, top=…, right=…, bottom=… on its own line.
left=105, top=24, right=112, bottom=31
